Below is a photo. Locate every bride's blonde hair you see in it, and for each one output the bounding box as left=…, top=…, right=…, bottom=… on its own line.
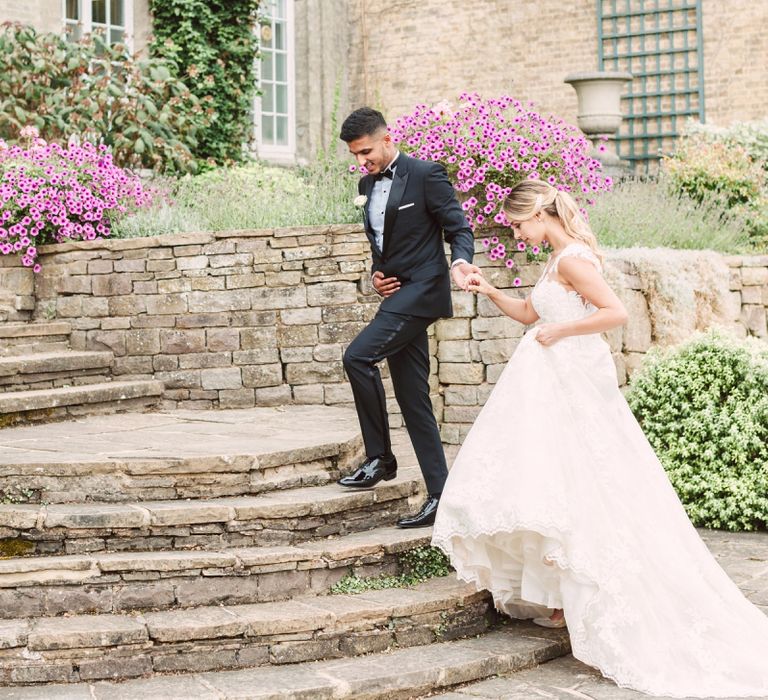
left=502, top=180, right=603, bottom=265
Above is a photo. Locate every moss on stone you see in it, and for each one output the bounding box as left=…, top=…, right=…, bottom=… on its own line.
left=0, top=538, right=35, bottom=559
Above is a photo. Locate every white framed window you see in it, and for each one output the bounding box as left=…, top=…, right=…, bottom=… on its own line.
left=63, top=0, right=134, bottom=51
left=255, top=0, right=296, bottom=163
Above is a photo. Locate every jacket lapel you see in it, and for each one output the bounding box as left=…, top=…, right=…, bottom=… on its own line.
left=382, top=156, right=409, bottom=257
left=362, top=175, right=376, bottom=243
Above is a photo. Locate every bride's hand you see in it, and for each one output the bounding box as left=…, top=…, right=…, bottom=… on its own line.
left=535, top=323, right=566, bottom=346
left=464, top=272, right=496, bottom=296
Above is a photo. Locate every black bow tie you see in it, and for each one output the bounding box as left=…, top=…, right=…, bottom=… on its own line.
left=374, top=167, right=394, bottom=181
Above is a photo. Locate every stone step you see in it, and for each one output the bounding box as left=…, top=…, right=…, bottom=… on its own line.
left=0, top=380, right=164, bottom=427
left=0, top=468, right=425, bottom=556
left=0, top=351, right=114, bottom=393
left=0, top=526, right=433, bottom=618
left=0, top=322, right=72, bottom=357
left=0, top=406, right=364, bottom=504
left=0, top=624, right=570, bottom=697
left=0, top=575, right=521, bottom=686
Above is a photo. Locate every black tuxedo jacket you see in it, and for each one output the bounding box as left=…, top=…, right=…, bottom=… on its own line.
left=359, top=153, right=475, bottom=318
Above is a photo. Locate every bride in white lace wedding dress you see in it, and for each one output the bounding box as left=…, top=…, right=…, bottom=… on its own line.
left=432, top=180, right=768, bottom=698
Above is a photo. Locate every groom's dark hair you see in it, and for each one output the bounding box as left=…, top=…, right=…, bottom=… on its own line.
left=339, top=107, right=387, bottom=142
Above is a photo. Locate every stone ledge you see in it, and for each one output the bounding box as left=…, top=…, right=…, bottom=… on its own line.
left=0, top=624, right=569, bottom=696
left=0, top=468, right=425, bottom=555
left=0, top=322, right=72, bottom=339
left=0, top=527, right=433, bottom=617
left=0, top=576, right=507, bottom=685
left=0, top=380, right=164, bottom=415
left=0, top=350, right=112, bottom=376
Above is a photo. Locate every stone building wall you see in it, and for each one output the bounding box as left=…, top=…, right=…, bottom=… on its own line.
left=345, top=0, right=767, bottom=133
left=6, top=225, right=766, bottom=443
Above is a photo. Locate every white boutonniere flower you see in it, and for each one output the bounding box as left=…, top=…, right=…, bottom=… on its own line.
left=354, top=194, right=368, bottom=207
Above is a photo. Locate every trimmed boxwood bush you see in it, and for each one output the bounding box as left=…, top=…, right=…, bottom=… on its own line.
left=626, top=329, right=768, bottom=531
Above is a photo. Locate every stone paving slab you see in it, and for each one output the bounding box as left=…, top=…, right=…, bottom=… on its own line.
left=0, top=405, right=360, bottom=463
left=431, top=653, right=764, bottom=700
left=0, top=625, right=569, bottom=699
left=0, top=405, right=366, bottom=503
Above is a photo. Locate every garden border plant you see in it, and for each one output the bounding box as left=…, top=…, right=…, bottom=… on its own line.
left=383, top=93, right=613, bottom=279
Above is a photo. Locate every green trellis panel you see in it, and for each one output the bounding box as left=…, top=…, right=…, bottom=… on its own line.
left=597, top=0, right=705, bottom=170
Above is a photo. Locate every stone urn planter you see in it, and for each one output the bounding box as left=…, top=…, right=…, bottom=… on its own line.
left=564, top=70, right=632, bottom=173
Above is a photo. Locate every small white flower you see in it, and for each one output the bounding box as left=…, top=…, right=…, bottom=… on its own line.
left=354, top=194, right=368, bottom=207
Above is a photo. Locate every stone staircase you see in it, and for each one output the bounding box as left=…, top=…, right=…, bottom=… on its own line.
left=0, top=322, right=163, bottom=426
left=0, top=406, right=571, bottom=695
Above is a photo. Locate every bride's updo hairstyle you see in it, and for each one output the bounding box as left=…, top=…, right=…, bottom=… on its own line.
left=502, top=180, right=603, bottom=265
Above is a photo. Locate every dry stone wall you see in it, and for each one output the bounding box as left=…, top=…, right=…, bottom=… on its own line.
left=1, top=225, right=766, bottom=443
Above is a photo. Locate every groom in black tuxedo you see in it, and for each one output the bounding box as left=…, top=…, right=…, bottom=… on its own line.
left=338, top=107, right=478, bottom=528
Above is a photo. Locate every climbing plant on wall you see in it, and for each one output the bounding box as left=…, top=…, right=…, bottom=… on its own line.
left=149, top=0, right=262, bottom=165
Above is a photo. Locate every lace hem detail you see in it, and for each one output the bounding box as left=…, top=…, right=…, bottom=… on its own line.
left=433, top=519, right=768, bottom=698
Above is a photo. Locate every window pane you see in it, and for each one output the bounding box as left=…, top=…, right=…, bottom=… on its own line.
left=261, top=52, right=273, bottom=81
left=275, top=52, right=286, bottom=82
left=110, top=0, right=123, bottom=26
left=65, top=22, right=82, bottom=41
left=66, top=0, right=79, bottom=20
left=274, top=22, right=285, bottom=50
left=262, top=116, right=274, bottom=144
left=276, top=116, right=288, bottom=145
left=262, top=83, right=274, bottom=112
left=275, top=84, right=287, bottom=114
left=92, top=0, right=106, bottom=23
left=110, top=27, right=124, bottom=44
left=260, top=23, right=272, bottom=48
left=275, top=0, right=286, bottom=19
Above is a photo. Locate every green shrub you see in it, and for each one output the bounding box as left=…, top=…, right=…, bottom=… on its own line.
left=149, top=0, right=261, bottom=165
left=626, top=330, right=768, bottom=531
left=663, top=122, right=768, bottom=246
left=0, top=22, right=207, bottom=174
left=683, top=119, right=768, bottom=173
left=589, top=177, right=752, bottom=253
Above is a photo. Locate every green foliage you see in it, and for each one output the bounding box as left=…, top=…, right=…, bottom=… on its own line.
left=330, top=546, right=452, bottom=595
left=149, top=0, right=261, bottom=165
left=663, top=121, right=768, bottom=246
left=589, top=177, right=753, bottom=253
left=0, top=22, right=206, bottom=173
left=112, top=157, right=359, bottom=237
left=626, top=330, right=768, bottom=531
left=0, top=485, right=38, bottom=505
left=683, top=119, right=768, bottom=173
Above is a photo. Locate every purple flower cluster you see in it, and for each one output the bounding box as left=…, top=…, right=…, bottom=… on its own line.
left=0, top=132, right=151, bottom=272
left=389, top=93, right=613, bottom=267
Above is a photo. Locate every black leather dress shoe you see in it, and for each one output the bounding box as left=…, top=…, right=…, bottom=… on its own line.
left=396, top=495, right=440, bottom=528
left=337, top=455, right=397, bottom=488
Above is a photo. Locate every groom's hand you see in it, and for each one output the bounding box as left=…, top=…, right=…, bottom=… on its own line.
left=451, top=262, right=483, bottom=291
left=372, top=271, right=401, bottom=297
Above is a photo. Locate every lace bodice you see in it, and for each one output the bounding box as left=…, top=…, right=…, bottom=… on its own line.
left=530, top=243, right=602, bottom=324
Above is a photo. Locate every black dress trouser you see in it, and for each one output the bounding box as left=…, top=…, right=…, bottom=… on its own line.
left=342, top=309, right=448, bottom=496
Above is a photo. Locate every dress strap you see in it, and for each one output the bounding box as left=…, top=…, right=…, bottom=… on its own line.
left=551, top=243, right=602, bottom=275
